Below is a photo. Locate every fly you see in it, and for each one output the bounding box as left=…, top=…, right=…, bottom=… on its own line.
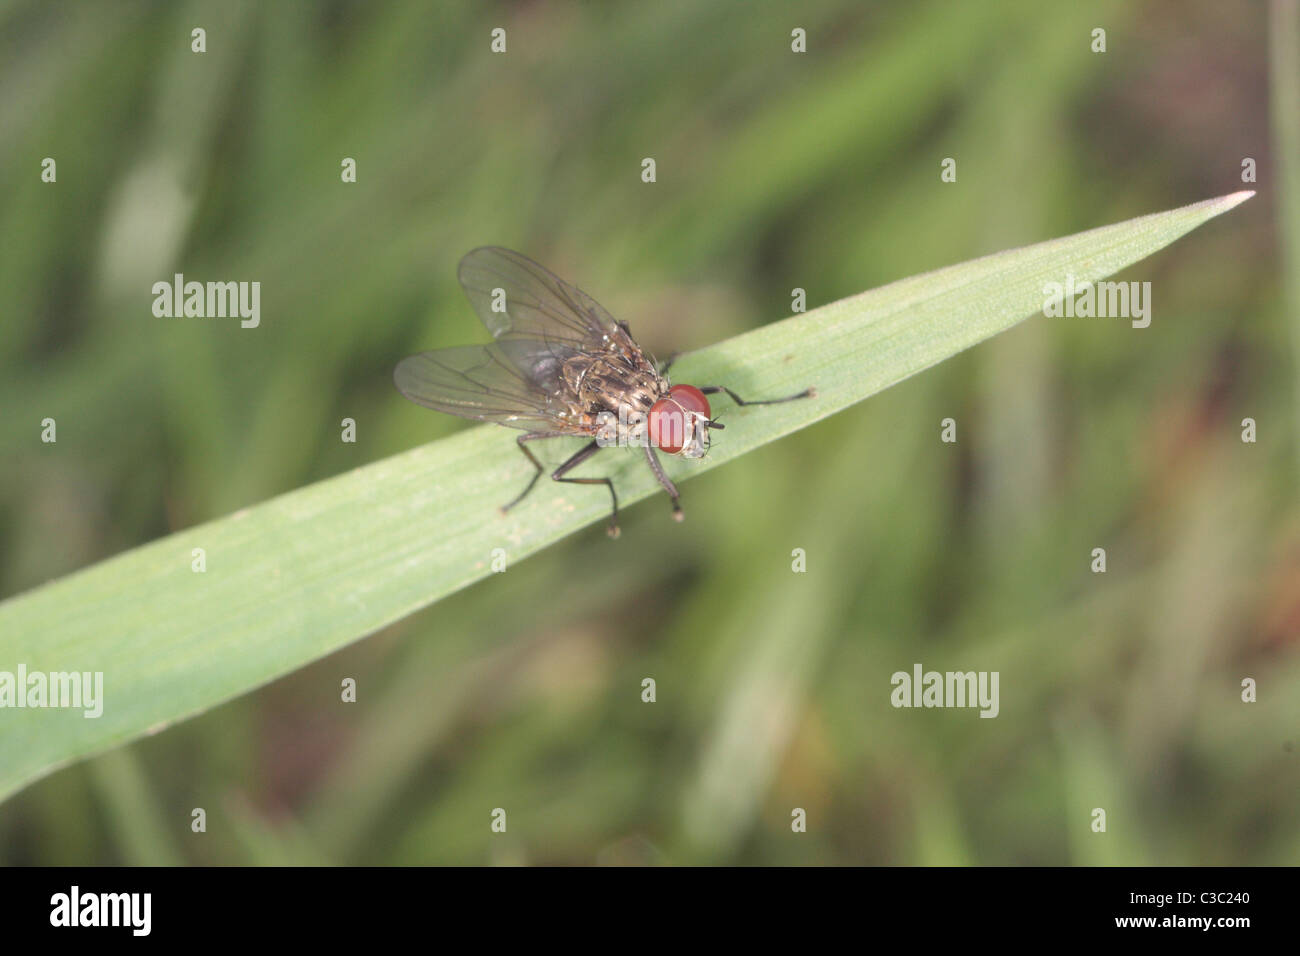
left=394, top=247, right=814, bottom=537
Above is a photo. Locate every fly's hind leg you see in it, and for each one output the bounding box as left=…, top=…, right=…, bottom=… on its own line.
left=502, top=431, right=571, bottom=513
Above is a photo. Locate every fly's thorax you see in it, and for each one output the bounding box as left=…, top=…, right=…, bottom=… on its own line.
left=619, top=373, right=668, bottom=418
left=565, top=355, right=665, bottom=416
left=578, top=361, right=668, bottom=449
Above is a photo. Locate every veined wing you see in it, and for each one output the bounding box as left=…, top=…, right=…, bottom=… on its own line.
left=393, top=344, right=585, bottom=432
left=457, top=247, right=621, bottom=351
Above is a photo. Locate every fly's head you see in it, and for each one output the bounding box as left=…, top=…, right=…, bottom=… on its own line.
left=648, top=384, right=717, bottom=459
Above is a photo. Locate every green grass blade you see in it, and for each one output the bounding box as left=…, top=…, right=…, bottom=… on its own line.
left=0, top=191, right=1252, bottom=803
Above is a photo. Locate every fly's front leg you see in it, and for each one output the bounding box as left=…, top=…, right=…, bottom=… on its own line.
left=643, top=444, right=683, bottom=522
left=698, top=385, right=817, bottom=406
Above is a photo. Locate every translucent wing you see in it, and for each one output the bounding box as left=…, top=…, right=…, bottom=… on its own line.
left=396, top=248, right=648, bottom=431
left=457, top=247, right=620, bottom=352
left=393, top=344, right=585, bottom=433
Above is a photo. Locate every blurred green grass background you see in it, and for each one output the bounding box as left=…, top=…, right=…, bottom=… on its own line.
left=1, top=0, right=1296, bottom=864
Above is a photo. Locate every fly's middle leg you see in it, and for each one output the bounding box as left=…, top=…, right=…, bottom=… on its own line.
left=504, top=434, right=620, bottom=537
left=551, top=440, right=620, bottom=537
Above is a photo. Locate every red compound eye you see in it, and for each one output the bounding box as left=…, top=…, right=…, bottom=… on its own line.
left=648, top=398, right=687, bottom=454
left=648, top=386, right=712, bottom=455
left=667, top=384, right=711, bottom=418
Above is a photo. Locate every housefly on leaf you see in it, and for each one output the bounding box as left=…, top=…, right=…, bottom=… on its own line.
left=394, top=247, right=814, bottom=537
